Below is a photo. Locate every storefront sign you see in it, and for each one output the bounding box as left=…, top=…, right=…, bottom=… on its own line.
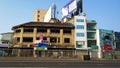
left=91, top=46, right=98, bottom=50
left=34, top=47, right=47, bottom=51
left=102, top=45, right=112, bottom=52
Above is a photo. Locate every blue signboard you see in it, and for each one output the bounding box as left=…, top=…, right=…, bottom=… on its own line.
left=115, top=32, right=120, bottom=35
left=36, top=43, right=48, bottom=47
left=99, top=29, right=114, bottom=47
left=0, top=44, right=9, bottom=48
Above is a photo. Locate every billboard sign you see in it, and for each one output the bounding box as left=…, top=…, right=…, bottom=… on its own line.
left=102, top=45, right=112, bottom=52
left=36, top=43, right=48, bottom=47
left=0, top=44, right=9, bottom=48
left=44, top=6, right=52, bottom=22
left=62, top=0, right=83, bottom=19
left=99, top=29, right=114, bottom=52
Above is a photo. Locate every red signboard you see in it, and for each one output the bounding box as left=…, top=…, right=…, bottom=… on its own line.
left=102, top=45, right=112, bottom=52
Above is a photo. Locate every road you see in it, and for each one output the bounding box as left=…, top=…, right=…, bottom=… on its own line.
left=0, top=60, right=120, bottom=68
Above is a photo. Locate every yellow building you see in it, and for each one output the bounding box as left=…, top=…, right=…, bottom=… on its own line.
left=12, top=22, right=75, bottom=48
left=34, top=10, right=47, bottom=22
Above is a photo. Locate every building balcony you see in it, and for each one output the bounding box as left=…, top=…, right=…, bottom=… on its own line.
left=87, top=20, right=97, bottom=23
left=87, top=36, right=96, bottom=40
left=37, top=33, right=47, bottom=37
left=23, top=32, right=33, bottom=37
left=49, top=33, right=60, bottom=37
left=14, top=33, right=21, bottom=37
left=87, top=29, right=96, bottom=32
left=87, top=38, right=96, bottom=40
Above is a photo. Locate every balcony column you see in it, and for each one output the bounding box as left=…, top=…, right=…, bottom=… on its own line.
left=71, top=29, right=74, bottom=47
left=60, top=29, right=63, bottom=45
left=47, top=29, right=50, bottom=43
left=20, top=28, right=23, bottom=46
left=33, top=28, right=37, bottom=43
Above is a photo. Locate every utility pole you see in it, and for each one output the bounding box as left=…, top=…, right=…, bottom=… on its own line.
left=53, top=4, right=56, bottom=19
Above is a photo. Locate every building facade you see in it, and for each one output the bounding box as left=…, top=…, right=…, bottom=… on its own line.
left=97, top=29, right=114, bottom=58
left=114, top=32, right=120, bottom=58
left=34, top=10, right=47, bottom=22
left=62, top=14, right=97, bottom=58
left=114, top=32, right=120, bottom=49
left=74, top=16, right=87, bottom=49
left=12, top=22, right=75, bottom=48
left=87, top=20, right=97, bottom=58
left=1, top=32, right=13, bottom=45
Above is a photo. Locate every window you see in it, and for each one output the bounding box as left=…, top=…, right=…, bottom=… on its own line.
left=15, top=29, right=21, bottom=33
left=58, top=38, right=60, bottom=43
left=63, top=29, right=71, bottom=34
left=36, top=37, right=47, bottom=40
left=64, top=38, right=70, bottom=43
left=37, top=29, right=47, bottom=33
left=76, top=25, right=84, bottom=29
left=36, top=37, right=39, bottom=40
left=17, top=37, right=20, bottom=42
left=116, top=36, right=120, bottom=41
left=43, top=37, right=47, bottom=40
left=23, top=37, right=33, bottom=42
left=76, top=41, right=85, bottom=48
left=37, top=19, right=39, bottom=21
left=38, top=11, right=40, bottom=13
left=50, top=29, right=60, bottom=33
left=76, top=33, right=84, bottom=37
left=87, top=40, right=96, bottom=47
left=24, top=29, right=33, bottom=32
left=76, top=19, right=84, bottom=22
left=50, top=37, right=57, bottom=43
left=38, top=15, right=40, bottom=18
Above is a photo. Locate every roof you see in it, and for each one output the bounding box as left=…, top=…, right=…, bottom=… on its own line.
left=1, top=32, right=13, bottom=35
left=12, top=22, right=75, bottom=30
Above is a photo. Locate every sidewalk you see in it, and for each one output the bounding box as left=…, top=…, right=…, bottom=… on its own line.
left=0, top=57, right=80, bottom=61
left=0, top=56, right=120, bottom=61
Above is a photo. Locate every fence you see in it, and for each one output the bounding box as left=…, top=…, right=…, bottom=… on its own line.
left=0, top=48, right=77, bottom=59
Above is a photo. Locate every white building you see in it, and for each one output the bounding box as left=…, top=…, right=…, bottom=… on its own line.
left=74, top=15, right=88, bottom=49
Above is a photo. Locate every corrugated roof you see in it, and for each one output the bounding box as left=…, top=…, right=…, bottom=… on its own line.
left=12, top=22, right=75, bottom=30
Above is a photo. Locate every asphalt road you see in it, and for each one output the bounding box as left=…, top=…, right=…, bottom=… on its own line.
left=0, top=60, right=120, bottom=68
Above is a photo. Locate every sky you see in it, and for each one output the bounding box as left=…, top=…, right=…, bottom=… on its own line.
left=0, top=0, right=120, bottom=38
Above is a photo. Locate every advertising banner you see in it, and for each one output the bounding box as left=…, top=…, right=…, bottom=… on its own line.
left=62, top=0, right=83, bottom=19
left=44, top=6, right=52, bottom=22
left=99, top=29, right=114, bottom=52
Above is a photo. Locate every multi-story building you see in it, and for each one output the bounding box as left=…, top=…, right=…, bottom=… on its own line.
left=114, top=32, right=120, bottom=58
left=63, top=14, right=97, bottom=58
left=34, top=10, right=47, bottom=22
left=1, top=32, right=13, bottom=45
left=12, top=22, right=75, bottom=48
left=0, top=32, right=13, bottom=48
left=12, top=22, right=75, bottom=57
left=97, top=29, right=114, bottom=58
left=74, top=16, right=87, bottom=49
left=87, top=20, right=97, bottom=47
left=87, top=20, right=97, bottom=58
left=114, top=32, right=120, bottom=49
